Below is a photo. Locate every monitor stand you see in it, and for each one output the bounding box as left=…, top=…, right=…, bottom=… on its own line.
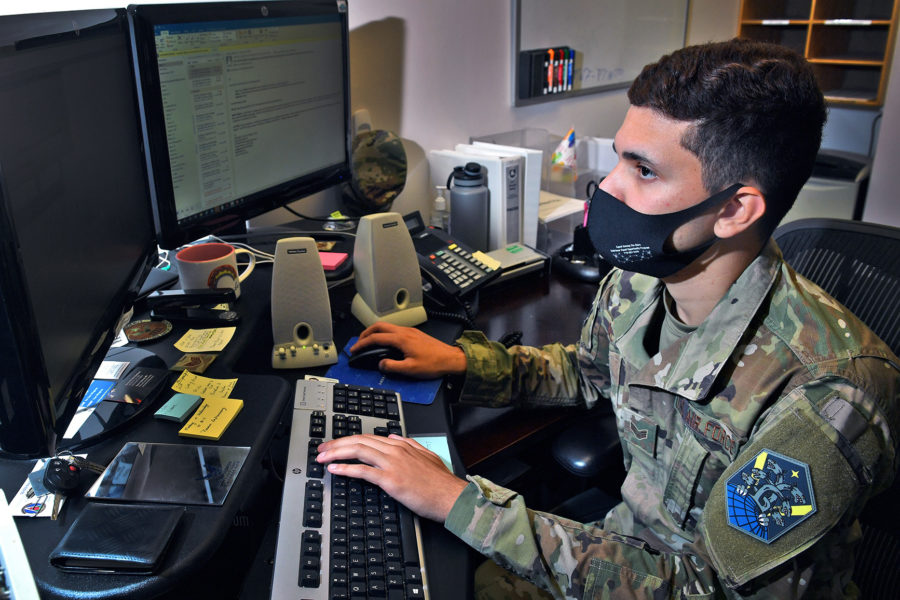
left=58, top=347, right=167, bottom=453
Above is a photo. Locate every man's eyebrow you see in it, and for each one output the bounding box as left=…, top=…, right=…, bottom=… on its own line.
left=611, top=141, right=656, bottom=167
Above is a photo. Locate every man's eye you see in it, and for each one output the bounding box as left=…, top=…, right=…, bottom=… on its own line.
left=638, top=165, right=656, bottom=179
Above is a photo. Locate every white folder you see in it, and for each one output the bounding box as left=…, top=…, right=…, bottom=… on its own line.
left=469, top=141, right=542, bottom=247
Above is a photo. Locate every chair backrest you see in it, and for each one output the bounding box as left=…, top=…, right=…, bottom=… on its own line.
left=773, top=218, right=900, bottom=356
left=775, top=219, right=900, bottom=598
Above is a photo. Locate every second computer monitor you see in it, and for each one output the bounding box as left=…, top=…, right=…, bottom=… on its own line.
left=128, top=0, right=352, bottom=249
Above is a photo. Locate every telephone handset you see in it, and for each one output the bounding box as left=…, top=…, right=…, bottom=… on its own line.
left=402, top=211, right=500, bottom=305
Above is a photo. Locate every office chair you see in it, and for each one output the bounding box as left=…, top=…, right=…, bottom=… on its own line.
left=774, top=218, right=899, bottom=355
left=549, top=218, right=900, bottom=594
left=773, top=217, right=900, bottom=599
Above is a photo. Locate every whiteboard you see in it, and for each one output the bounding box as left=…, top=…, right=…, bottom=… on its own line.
left=514, top=0, right=689, bottom=105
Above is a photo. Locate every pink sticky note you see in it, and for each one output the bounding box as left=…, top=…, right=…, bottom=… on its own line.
left=320, top=252, right=348, bottom=271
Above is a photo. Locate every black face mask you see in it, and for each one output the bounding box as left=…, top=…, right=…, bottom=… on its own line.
left=586, top=182, right=743, bottom=279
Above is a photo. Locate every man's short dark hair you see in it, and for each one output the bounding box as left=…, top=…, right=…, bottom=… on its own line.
left=628, top=38, right=827, bottom=235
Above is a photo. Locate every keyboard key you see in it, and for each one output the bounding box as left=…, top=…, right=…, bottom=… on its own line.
left=368, top=578, right=387, bottom=596
left=299, top=568, right=320, bottom=587
left=303, top=511, right=322, bottom=528
left=301, top=555, right=320, bottom=571
left=332, top=585, right=349, bottom=599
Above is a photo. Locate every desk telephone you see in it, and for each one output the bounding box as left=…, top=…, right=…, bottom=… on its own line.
left=403, top=211, right=500, bottom=305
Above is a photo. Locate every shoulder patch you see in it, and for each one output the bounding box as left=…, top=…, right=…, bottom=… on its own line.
left=726, top=448, right=816, bottom=544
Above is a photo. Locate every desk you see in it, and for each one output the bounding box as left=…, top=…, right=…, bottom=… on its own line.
left=0, top=239, right=473, bottom=600
left=0, top=233, right=597, bottom=599
left=453, top=270, right=599, bottom=469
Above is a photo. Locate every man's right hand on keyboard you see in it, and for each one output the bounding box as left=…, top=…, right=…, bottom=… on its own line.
left=317, top=433, right=469, bottom=522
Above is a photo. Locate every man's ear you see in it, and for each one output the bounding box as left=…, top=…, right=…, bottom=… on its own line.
left=713, top=185, right=766, bottom=239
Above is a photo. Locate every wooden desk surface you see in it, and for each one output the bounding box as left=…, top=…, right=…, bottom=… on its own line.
left=455, top=270, right=599, bottom=468
left=476, top=270, right=598, bottom=347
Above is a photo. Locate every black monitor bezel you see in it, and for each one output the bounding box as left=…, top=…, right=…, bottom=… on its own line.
left=128, top=0, right=352, bottom=250
left=0, top=8, right=159, bottom=458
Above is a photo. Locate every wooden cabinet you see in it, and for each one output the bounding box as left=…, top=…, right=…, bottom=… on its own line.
left=739, top=0, right=899, bottom=106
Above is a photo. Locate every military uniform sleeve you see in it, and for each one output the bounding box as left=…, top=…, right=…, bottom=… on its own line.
left=699, top=362, right=899, bottom=592
left=445, top=475, right=720, bottom=599
left=453, top=272, right=617, bottom=410
left=453, top=331, right=584, bottom=408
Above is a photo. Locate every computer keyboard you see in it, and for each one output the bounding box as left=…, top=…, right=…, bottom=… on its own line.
left=271, top=379, right=429, bottom=599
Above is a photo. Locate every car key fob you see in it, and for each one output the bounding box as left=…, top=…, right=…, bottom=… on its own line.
left=43, top=458, right=81, bottom=496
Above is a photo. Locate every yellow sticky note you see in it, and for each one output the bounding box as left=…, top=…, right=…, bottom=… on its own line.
left=171, top=370, right=237, bottom=398
left=178, top=397, right=243, bottom=441
left=174, top=327, right=236, bottom=352
left=472, top=251, right=501, bottom=271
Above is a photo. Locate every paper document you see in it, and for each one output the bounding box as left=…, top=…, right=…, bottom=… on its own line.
left=175, top=327, right=236, bottom=352
left=171, top=370, right=238, bottom=399
left=410, top=434, right=455, bottom=474
left=179, top=397, right=243, bottom=440
left=539, top=190, right=586, bottom=223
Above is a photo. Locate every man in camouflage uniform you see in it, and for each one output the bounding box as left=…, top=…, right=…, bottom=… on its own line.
left=318, top=39, right=900, bottom=598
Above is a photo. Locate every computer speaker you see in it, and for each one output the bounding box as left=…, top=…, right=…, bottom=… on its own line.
left=351, top=212, right=427, bottom=327
left=271, top=237, right=338, bottom=369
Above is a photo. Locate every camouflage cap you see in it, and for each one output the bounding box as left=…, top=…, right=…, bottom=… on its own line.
left=347, top=129, right=407, bottom=212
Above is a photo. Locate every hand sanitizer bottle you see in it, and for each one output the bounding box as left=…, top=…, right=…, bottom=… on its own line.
left=430, top=185, right=449, bottom=229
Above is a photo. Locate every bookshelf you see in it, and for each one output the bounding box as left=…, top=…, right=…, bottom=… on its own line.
left=738, top=0, right=899, bottom=106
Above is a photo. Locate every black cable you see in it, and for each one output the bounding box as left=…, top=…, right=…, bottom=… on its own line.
left=498, top=330, right=524, bottom=348
left=426, top=307, right=476, bottom=330
left=217, top=228, right=356, bottom=244
left=282, top=204, right=359, bottom=224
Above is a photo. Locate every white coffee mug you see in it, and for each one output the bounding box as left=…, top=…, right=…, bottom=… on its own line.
left=175, top=243, right=256, bottom=298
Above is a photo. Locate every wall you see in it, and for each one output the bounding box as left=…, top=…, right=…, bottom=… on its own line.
left=337, top=0, right=739, bottom=222
left=864, top=25, right=900, bottom=227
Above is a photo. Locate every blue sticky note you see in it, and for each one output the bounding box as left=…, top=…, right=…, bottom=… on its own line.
left=324, top=338, right=442, bottom=405
left=154, top=393, right=203, bottom=423
left=81, top=380, right=115, bottom=408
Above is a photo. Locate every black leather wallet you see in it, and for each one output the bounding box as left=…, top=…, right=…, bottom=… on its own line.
left=49, top=503, right=184, bottom=574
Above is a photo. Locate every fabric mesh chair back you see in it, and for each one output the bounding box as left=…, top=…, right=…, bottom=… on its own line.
left=774, top=218, right=900, bottom=355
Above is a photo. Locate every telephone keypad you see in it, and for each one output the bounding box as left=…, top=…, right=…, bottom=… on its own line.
left=427, top=244, right=494, bottom=293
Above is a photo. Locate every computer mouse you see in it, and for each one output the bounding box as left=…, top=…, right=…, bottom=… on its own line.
left=347, top=344, right=404, bottom=371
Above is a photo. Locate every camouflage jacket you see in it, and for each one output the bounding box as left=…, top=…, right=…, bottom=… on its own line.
left=445, top=240, right=899, bottom=599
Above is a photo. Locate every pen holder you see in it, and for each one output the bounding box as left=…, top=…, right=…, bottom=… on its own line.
left=571, top=225, right=595, bottom=257
left=551, top=224, right=611, bottom=283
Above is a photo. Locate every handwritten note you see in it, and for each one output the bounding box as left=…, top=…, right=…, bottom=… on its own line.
left=178, top=397, right=243, bottom=440
left=174, top=327, right=236, bottom=352
left=171, top=370, right=237, bottom=399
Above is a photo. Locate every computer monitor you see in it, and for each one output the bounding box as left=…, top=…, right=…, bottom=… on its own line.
left=128, top=0, right=352, bottom=250
left=0, top=9, right=158, bottom=458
